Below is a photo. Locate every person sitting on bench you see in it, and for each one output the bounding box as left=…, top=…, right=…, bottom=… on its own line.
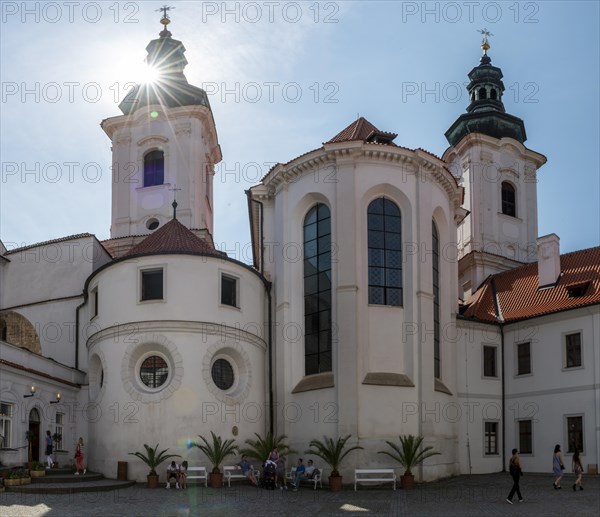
left=166, top=460, right=180, bottom=489
left=238, top=454, right=258, bottom=486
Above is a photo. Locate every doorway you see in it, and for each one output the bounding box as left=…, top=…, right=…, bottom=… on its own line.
left=28, top=408, right=41, bottom=462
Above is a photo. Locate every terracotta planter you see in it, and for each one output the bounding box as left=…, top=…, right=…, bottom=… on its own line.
left=3, top=478, right=21, bottom=487
left=147, top=474, right=159, bottom=488
left=21, top=477, right=32, bottom=485
left=30, top=470, right=46, bottom=477
left=401, top=474, right=414, bottom=489
left=210, top=472, right=223, bottom=488
left=328, top=475, right=343, bottom=491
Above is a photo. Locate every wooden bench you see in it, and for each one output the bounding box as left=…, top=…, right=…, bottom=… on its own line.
left=354, top=469, right=396, bottom=491
left=287, top=466, right=322, bottom=489
left=223, top=465, right=260, bottom=487
left=186, top=466, right=207, bottom=487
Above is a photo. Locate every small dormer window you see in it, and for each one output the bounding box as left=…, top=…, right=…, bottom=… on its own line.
left=567, top=282, right=590, bottom=298
left=144, top=150, right=164, bottom=187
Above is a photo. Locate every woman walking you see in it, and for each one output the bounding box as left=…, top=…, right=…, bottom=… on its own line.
left=552, top=444, right=565, bottom=489
left=75, top=437, right=86, bottom=475
left=45, top=430, right=54, bottom=468
left=572, top=449, right=584, bottom=491
left=506, top=448, right=523, bottom=504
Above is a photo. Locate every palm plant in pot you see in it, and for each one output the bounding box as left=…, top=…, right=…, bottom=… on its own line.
left=30, top=461, right=45, bottom=478
left=129, top=444, right=180, bottom=488
left=193, top=431, right=238, bottom=488
left=305, top=435, right=363, bottom=491
left=240, top=431, right=297, bottom=463
left=378, top=434, right=440, bottom=489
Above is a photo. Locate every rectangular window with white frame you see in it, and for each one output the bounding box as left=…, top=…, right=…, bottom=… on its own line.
left=220, top=273, right=238, bottom=308
left=564, top=332, right=582, bottom=369
left=140, top=268, right=164, bottom=301
left=518, top=419, right=532, bottom=454
left=483, top=345, right=497, bottom=378
left=0, top=402, right=14, bottom=448
left=566, top=415, right=583, bottom=453
left=484, top=421, right=499, bottom=455
left=516, top=342, right=531, bottom=375
left=55, top=413, right=64, bottom=450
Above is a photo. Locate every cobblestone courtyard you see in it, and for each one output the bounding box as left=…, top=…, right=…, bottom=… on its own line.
left=1, top=473, right=599, bottom=516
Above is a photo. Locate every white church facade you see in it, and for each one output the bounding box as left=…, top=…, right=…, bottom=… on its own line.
left=1, top=18, right=598, bottom=482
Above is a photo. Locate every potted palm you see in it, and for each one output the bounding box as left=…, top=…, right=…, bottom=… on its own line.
left=129, top=444, right=180, bottom=488
left=193, top=431, right=238, bottom=488
left=305, top=435, right=363, bottom=491
left=378, top=434, right=440, bottom=489
left=240, top=431, right=297, bottom=462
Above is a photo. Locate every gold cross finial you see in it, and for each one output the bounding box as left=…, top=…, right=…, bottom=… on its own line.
left=156, top=5, right=174, bottom=26
left=478, top=28, right=493, bottom=55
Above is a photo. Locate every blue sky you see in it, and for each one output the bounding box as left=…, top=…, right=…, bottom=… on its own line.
left=1, top=1, right=599, bottom=261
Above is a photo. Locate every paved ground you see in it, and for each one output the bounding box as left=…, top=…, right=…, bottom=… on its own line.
left=1, top=473, right=598, bottom=516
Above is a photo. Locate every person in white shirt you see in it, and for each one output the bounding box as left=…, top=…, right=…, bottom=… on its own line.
left=166, top=461, right=180, bottom=489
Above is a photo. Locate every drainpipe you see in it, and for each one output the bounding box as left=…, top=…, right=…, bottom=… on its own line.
left=267, top=283, right=274, bottom=435
left=491, top=278, right=506, bottom=472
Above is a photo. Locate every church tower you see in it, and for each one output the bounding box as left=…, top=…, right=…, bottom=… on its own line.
left=443, top=33, right=546, bottom=298
left=101, top=10, right=221, bottom=253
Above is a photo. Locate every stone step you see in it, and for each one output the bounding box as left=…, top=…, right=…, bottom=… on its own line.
left=6, top=478, right=136, bottom=494
left=45, top=467, right=75, bottom=476
left=32, top=472, right=103, bottom=483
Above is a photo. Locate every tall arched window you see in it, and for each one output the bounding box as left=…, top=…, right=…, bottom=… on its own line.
left=501, top=182, right=516, bottom=217
left=479, top=87, right=487, bottom=100
left=303, top=204, right=332, bottom=375
left=432, top=220, right=440, bottom=379
left=144, top=150, right=164, bottom=187
left=367, top=198, right=402, bottom=306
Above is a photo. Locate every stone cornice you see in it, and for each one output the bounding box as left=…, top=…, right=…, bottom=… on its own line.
left=259, top=143, right=463, bottom=206
left=442, top=133, right=547, bottom=169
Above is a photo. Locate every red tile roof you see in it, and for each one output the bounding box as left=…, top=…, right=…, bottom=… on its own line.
left=461, top=246, right=600, bottom=323
left=123, top=218, right=224, bottom=258
left=4, top=233, right=95, bottom=254
left=325, top=117, right=397, bottom=144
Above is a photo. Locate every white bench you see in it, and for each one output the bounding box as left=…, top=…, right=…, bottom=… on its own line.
left=186, top=466, right=207, bottom=487
left=223, top=465, right=260, bottom=487
left=354, top=469, right=396, bottom=491
left=287, top=466, right=322, bottom=490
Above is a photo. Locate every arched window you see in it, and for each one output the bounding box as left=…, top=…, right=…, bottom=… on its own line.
left=303, top=204, right=332, bottom=375
left=143, top=150, right=164, bottom=187
left=432, top=220, right=440, bottom=379
left=367, top=198, right=402, bottom=306
left=490, top=88, right=498, bottom=100
left=479, top=87, right=487, bottom=100
left=501, top=182, right=516, bottom=217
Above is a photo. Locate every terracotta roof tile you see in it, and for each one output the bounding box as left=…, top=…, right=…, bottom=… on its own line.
left=462, top=246, right=600, bottom=323
left=325, top=117, right=397, bottom=144
left=4, top=233, right=95, bottom=255
left=124, top=219, right=224, bottom=258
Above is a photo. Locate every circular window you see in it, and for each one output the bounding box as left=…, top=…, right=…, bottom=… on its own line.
left=146, top=218, right=160, bottom=230
left=211, top=358, right=234, bottom=390
left=140, top=355, right=169, bottom=388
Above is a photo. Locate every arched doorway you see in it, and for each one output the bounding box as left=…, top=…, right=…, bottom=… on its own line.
left=28, top=408, right=41, bottom=463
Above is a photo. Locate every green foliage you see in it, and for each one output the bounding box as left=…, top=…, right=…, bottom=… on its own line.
left=240, top=432, right=297, bottom=462
left=378, top=434, right=441, bottom=476
left=305, top=435, right=363, bottom=477
left=31, top=461, right=45, bottom=471
left=9, top=468, right=29, bottom=479
left=52, top=432, right=62, bottom=447
left=193, top=431, right=238, bottom=474
left=128, top=444, right=181, bottom=476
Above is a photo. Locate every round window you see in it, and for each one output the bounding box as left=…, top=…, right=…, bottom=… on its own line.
left=146, top=218, right=160, bottom=230
left=211, top=358, right=234, bottom=391
left=140, top=355, right=169, bottom=388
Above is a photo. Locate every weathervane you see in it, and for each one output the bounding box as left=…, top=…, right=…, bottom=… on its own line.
left=169, top=184, right=182, bottom=220
left=478, top=28, right=493, bottom=55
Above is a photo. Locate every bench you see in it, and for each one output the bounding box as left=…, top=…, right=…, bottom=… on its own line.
left=223, top=465, right=260, bottom=487
left=354, top=469, right=396, bottom=491
left=186, top=466, right=207, bottom=487
left=287, top=466, right=322, bottom=490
